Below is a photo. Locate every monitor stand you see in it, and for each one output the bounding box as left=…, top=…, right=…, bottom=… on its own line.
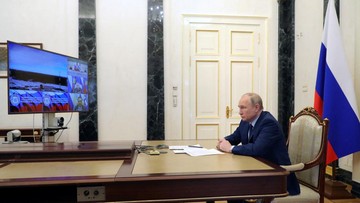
left=42, top=113, right=65, bottom=143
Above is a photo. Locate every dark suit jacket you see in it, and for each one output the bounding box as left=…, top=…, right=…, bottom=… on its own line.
left=225, top=111, right=300, bottom=195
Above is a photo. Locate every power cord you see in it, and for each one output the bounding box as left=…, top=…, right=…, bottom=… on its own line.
left=32, top=114, right=36, bottom=142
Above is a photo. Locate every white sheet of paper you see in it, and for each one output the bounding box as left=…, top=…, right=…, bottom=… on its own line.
left=184, top=148, right=224, bottom=156
left=169, top=145, right=188, bottom=150
left=172, top=150, right=187, bottom=154
left=169, top=144, right=202, bottom=150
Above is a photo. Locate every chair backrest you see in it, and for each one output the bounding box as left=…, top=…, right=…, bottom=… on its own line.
left=287, top=107, right=329, bottom=201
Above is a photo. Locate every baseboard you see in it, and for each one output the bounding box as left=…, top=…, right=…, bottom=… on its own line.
left=351, top=180, right=360, bottom=198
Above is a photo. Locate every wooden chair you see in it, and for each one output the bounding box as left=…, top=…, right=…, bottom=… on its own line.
left=273, top=107, right=329, bottom=203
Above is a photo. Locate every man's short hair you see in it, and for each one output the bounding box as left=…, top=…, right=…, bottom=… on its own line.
left=244, top=92, right=263, bottom=110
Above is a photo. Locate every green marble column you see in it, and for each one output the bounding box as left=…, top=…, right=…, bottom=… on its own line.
left=79, top=0, right=98, bottom=141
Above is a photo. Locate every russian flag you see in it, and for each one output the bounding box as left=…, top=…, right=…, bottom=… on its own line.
left=315, top=0, right=360, bottom=164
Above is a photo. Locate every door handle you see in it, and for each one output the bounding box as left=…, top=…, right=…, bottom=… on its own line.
left=226, top=106, right=232, bottom=119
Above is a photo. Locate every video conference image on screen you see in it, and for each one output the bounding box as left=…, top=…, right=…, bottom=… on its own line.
left=7, top=41, right=89, bottom=114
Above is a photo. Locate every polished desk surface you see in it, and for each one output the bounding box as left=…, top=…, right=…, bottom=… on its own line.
left=0, top=140, right=288, bottom=202
left=133, top=140, right=272, bottom=174
left=0, top=140, right=135, bottom=152
left=0, top=160, right=123, bottom=181
left=0, top=140, right=134, bottom=162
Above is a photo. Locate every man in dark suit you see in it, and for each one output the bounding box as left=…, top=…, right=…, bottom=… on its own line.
left=217, top=93, right=300, bottom=202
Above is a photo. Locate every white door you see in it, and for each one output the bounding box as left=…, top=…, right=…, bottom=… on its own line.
left=182, top=16, right=267, bottom=140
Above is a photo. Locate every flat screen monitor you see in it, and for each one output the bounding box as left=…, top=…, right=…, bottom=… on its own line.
left=7, top=41, right=89, bottom=114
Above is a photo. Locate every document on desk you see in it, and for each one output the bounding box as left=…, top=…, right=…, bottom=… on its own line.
left=170, top=145, right=223, bottom=156
left=184, top=147, right=223, bottom=156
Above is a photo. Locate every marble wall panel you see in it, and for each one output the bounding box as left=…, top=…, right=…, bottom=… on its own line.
left=147, top=0, right=164, bottom=140
left=79, top=0, right=98, bottom=141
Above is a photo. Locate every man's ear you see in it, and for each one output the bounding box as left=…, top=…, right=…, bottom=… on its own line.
left=255, top=103, right=261, bottom=111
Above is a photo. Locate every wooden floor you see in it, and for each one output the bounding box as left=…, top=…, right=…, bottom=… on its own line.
left=190, top=196, right=360, bottom=203
left=170, top=183, right=360, bottom=203
left=325, top=197, right=360, bottom=203
left=325, top=183, right=360, bottom=203
left=201, top=198, right=360, bottom=203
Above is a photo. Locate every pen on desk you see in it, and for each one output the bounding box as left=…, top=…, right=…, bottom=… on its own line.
left=188, top=145, right=203, bottom=148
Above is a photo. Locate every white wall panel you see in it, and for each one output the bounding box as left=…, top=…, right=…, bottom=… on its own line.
left=96, top=0, right=147, bottom=141
left=196, top=61, right=219, bottom=118
left=196, top=124, right=219, bottom=139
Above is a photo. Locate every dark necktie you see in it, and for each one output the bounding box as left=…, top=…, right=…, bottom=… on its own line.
left=248, top=124, right=253, bottom=141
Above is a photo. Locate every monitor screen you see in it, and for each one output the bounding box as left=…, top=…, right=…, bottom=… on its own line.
left=7, top=41, right=89, bottom=114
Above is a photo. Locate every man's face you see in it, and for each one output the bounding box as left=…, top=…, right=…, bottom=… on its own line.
left=238, top=95, right=260, bottom=122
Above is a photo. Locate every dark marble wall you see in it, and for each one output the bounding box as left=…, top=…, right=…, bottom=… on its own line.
left=147, top=0, right=164, bottom=140
left=78, top=0, right=98, bottom=141
left=278, top=0, right=295, bottom=138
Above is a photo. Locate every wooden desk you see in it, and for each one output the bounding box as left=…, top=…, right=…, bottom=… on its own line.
left=0, top=140, right=135, bottom=162
left=0, top=140, right=288, bottom=202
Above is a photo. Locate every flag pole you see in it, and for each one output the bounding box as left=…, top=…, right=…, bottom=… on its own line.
left=331, top=161, right=336, bottom=181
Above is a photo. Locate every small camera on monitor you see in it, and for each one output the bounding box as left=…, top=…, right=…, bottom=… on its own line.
left=57, top=117, right=64, bottom=127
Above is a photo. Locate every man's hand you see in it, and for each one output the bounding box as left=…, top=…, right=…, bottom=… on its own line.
left=217, top=138, right=232, bottom=153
